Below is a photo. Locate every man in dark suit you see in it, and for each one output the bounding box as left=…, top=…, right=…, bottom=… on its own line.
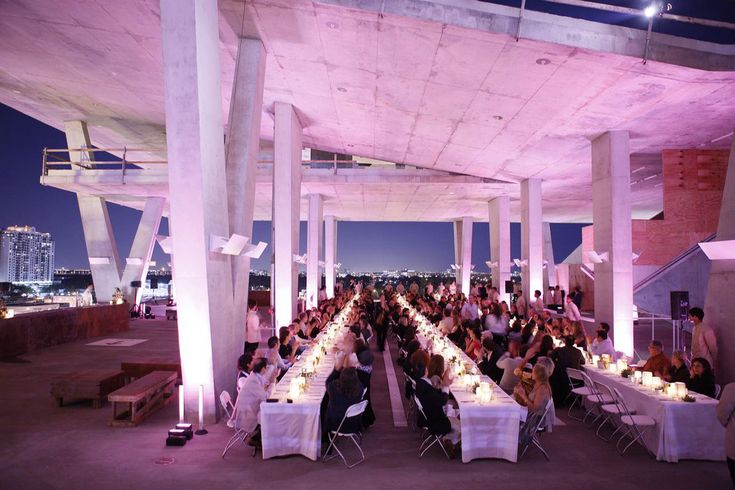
left=550, top=335, right=586, bottom=405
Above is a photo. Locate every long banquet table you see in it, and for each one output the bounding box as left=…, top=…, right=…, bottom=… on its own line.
left=584, top=364, right=725, bottom=462
left=259, top=306, right=353, bottom=460
left=398, top=297, right=523, bottom=463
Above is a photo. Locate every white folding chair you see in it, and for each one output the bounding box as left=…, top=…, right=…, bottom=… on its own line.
left=405, top=375, right=419, bottom=431
left=519, top=399, right=553, bottom=461
left=595, top=382, right=635, bottom=442
left=566, top=368, right=594, bottom=420
left=219, top=390, right=235, bottom=419
left=613, top=387, right=656, bottom=456
left=582, top=378, right=615, bottom=426
left=716, top=384, right=722, bottom=399
left=222, top=419, right=255, bottom=458
left=323, top=400, right=369, bottom=468
left=414, top=396, right=451, bottom=459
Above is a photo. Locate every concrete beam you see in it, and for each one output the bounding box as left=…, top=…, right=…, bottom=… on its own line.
left=272, top=102, right=302, bottom=330
left=459, top=216, right=473, bottom=297
left=543, top=222, right=557, bottom=289
left=119, top=197, right=165, bottom=305
left=160, top=0, right=235, bottom=423
left=324, top=216, right=338, bottom=299
left=704, top=132, right=735, bottom=383
left=521, top=179, right=543, bottom=306
left=306, top=194, right=323, bottom=309
left=592, top=130, right=634, bottom=356
left=489, top=197, right=511, bottom=304
left=226, top=37, right=266, bottom=331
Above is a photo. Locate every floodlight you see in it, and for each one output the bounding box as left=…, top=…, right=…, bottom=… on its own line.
left=643, top=4, right=657, bottom=18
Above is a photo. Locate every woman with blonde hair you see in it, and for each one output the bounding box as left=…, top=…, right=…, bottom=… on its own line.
left=513, top=363, right=553, bottom=415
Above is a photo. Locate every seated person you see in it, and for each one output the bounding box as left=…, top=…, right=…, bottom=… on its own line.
left=228, top=358, right=275, bottom=445
left=688, top=357, right=716, bottom=398
left=237, top=353, right=254, bottom=391
left=667, top=350, right=690, bottom=384
left=278, top=327, right=297, bottom=366
left=478, top=336, right=504, bottom=384
left=266, top=336, right=289, bottom=377
left=497, top=341, right=525, bottom=393
left=356, top=349, right=375, bottom=427
left=427, top=354, right=452, bottom=390
left=641, top=340, right=671, bottom=378
left=513, top=363, right=553, bottom=416
left=414, top=361, right=461, bottom=456
left=325, top=367, right=365, bottom=434
left=550, top=336, right=585, bottom=405
left=464, top=326, right=482, bottom=361
left=590, top=329, right=616, bottom=360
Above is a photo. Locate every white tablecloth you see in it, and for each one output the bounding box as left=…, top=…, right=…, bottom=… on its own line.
left=584, top=365, right=725, bottom=462
left=259, top=330, right=343, bottom=460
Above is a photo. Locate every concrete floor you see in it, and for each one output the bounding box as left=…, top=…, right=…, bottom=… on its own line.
left=0, top=317, right=730, bottom=490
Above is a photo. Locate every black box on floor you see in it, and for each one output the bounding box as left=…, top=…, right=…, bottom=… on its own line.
left=166, top=435, right=187, bottom=447
left=175, top=423, right=193, bottom=440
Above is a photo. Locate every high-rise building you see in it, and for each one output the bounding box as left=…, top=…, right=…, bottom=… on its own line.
left=0, top=226, right=55, bottom=283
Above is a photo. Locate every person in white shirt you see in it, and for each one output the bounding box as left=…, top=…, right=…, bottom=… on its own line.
left=533, top=290, right=544, bottom=315
left=483, top=303, right=508, bottom=338
left=544, top=287, right=555, bottom=308
left=461, top=295, right=479, bottom=321
left=590, top=330, right=616, bottom=360
left=516, top=290, right=527, bottom=319
left=497, top=341, right=525, bottom=393
left=565, top=295, right=581, bottom=322
left=689, top=307, right=718, bottom=373
left=244, top=299, right=261, bottom=354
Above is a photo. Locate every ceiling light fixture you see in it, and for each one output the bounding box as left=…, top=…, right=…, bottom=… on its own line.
left=492, top=115, right=503, bottom=121
left=326, top=21, right=338, bottom=29
left=337, top=87, right=347, bottom=92
left=535, top=58, right=550, bottom=65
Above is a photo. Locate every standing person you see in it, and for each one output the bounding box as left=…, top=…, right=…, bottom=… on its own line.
left=533, top=290, right=544, bottom=315
left=572, top=286, right=583, bottom=310
left=516, top=290, right=527, bottom=320
left=244, top=299, right=261, bottom=354
left=717, top=383, right=735, bottom=485
left=688, top=307, right=718, bottom=373
left=564, top=295, right=581, bottom=322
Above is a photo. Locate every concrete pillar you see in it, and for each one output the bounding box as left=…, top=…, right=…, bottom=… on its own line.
left=592, top=131, right=634, bottom=356
left=454, top=216, right=473, bottom=297
left=543, top=222, right=557, bottom=289
left=65, top=121, right=122, bottom=303
left=306, top=194, right=323, bottom=309
left=489, top=197, right=511, bottom=304
left=704, top=134, right=735, bottom=382
left=119, top=197, right=165, bottom=305
left=521, top=179, right=543, bottom=306
left=272, top=102, right=302, bottom=330
left=226, top=37, right=266, bottom=331
left=324, top=215, right=338, bottom=299
left=161, top=0, right=234, bottom=422
left=453, top=220, right=463, bottom=287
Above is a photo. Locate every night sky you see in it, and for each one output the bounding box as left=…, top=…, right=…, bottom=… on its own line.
left=0, top=105, right=585, bottom=272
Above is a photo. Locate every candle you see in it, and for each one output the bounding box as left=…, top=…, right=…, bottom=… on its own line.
left=634, top=370, right=642, bottom=382
left=179, top=385, right=185, bottom=423
left=592, top=355, right=600, bottom=366
left=642, top=371, right=653, bottom=387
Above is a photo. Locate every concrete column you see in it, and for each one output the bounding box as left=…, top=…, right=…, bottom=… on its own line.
left=704, top=133, right=735, bottom=382
left=521, top=179, right=543, bottom=306
left=453, top=220, right=463, bottom=287
left=543, top=222, right=557, bottom=289
left=161, top=0, right=234, bottom=422
left=272, top=102, right=302, bottom=330
left=306, top=194, right=323, bottom=309
left=119, top=197, right=165, bottom=305
left=65, top=121, right=122, bottom=303
left=489, top=197, right=511, bottom=304
left=324, top=215, right=338, bottom=299
left=451, top=218, right=474, bottom=296
left=592, top=131, right=634, bottom=356
left=226, top=37, right=266, bottom=331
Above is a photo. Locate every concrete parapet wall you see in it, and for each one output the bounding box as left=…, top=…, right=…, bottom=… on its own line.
left=0, top=304, right=129, bottom=358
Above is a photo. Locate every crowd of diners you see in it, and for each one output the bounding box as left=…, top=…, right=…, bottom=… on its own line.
left=227, top=277, right=723, bottom=461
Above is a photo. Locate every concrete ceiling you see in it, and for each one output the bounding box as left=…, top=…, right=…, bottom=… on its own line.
left=2, top=0, right=734, bottom=222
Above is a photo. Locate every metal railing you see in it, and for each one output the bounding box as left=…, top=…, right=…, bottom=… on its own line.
left=42, top=147, right=167, bottom=176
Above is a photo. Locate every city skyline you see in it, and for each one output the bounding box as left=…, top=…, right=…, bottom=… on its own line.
left=1, top=104, right=586, bottom=273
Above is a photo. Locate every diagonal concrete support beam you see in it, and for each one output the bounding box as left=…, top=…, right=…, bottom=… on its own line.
left=226, top=37, right=266, bottom=331
left=119, top=198, right=165, bottom=305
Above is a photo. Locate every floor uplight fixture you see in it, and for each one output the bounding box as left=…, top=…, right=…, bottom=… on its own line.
left=195, top=384, right=208, bottom=435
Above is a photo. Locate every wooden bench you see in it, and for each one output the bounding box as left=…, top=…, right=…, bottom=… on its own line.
left=108, top=371, right=177, bottom=427
left=121, top=360, right=181, bottom=383
left=50, top=370, right=126, bottom=408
